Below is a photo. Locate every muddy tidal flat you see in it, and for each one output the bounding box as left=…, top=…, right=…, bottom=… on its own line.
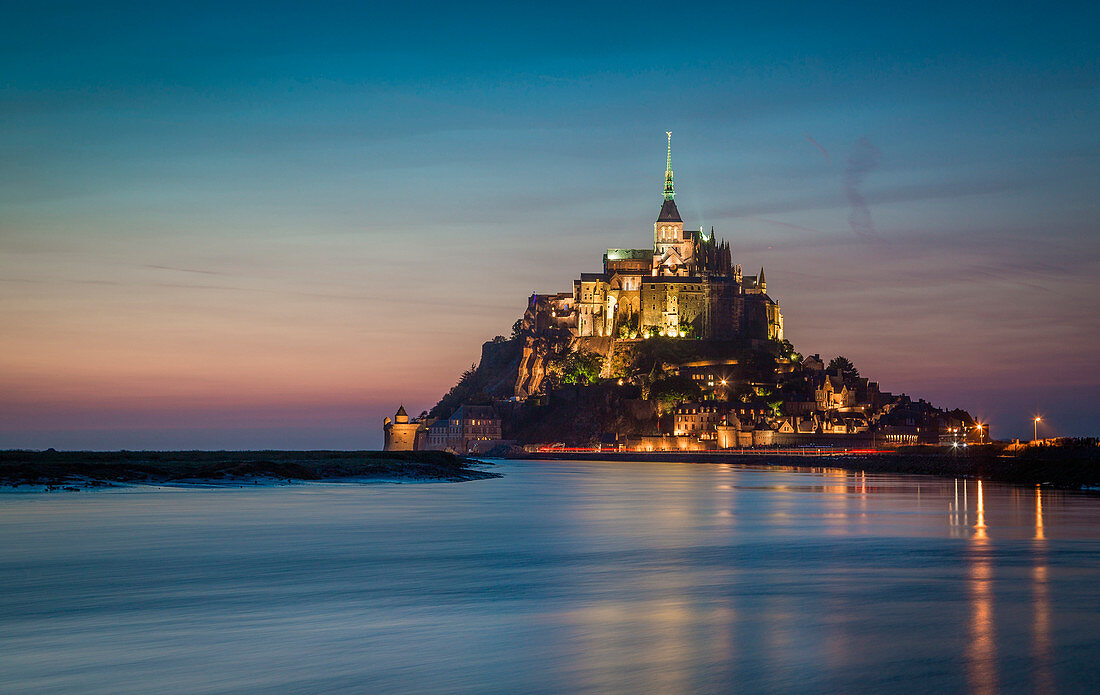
left=0, top=450, right=498, bottom=490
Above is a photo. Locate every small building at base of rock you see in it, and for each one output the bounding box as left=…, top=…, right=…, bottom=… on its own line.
left=383, top=405, right=427, bottom=451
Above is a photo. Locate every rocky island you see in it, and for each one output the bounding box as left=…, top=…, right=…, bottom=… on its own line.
left=387, top=136, right=990, bottom=455
left=378, top=137, right=1098, bottom=490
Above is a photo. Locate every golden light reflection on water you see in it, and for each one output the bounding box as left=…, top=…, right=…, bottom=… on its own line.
left=1035, top=485, right=1045, bottom=541
left=966, top=483, right=998, bottom=695
left=571, top=463, right=1070, bottom=694
left=1032, top=563, right=1055, bottom=693
left=567, top=596, right=737, bottom=694
left=1032, top=486, right=1055, bottom=693
left=821, top=468, right=849, bottom=496
left=974, top=480, right=987, bottom=541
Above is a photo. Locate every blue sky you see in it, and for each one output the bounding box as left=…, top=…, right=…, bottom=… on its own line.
left=2, top=1, right=1098, bottom=447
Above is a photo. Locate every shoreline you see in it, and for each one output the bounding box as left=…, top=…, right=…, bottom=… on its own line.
left=0, top=450, right=499, bottom=491
left=514, top=449, right=1099, bottom=490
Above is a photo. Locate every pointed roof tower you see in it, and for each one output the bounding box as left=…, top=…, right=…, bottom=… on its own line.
left=657, top=131, right=682, bottom=222
left=758, top=267, right=766, bottom=292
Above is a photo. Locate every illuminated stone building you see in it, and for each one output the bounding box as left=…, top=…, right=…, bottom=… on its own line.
left=529, top=133, right=784, bottom=342
left=673, top=402, right=731, bottom=438
left=383, top=405, right=425, bottom=451
left=424, top=405, right=502, bottom=453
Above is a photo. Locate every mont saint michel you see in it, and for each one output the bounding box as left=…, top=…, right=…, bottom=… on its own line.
left=386, top=135, right=985, bottom=455
left=4, top=4, right=1099, bottom=693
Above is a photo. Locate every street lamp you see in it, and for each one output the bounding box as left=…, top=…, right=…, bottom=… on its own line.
left=974, top=422, right=984, bottom=444
left=1033, top=416, right=1042, bottom=442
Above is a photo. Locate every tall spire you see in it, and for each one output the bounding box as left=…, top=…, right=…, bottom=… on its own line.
left=656, top=131, right=682, bottom=223
left=663, top=131, right=675, bottom=200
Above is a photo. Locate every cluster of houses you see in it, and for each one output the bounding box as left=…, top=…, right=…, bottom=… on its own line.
left=383, top=351, right=983, bottom=452
left=383, top=404, right=503, bottom=454
left=666, top=354, right=982, bottom=449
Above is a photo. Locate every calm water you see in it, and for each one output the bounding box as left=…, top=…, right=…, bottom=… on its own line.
left=1, top=460, right=1098, bottom=694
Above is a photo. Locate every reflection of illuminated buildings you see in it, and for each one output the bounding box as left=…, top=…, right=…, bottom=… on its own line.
left=974, top=480, right=987, bottom=541
left=965, top=480, right=997, bottom=694
left=956, top=481, right=1055, bottom=693
left=1033, top=485, right=1054, bottom=692
left=1034, top=485, right=1045, bottom=541
left=966, top=549, right=998, bottom=694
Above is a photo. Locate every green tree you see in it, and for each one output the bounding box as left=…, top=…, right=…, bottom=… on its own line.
left=649, top=374, right=702, bottom=410
left=828, top=356, right=860, bottom=382
left=617, top=310, right=639, bottom=339
left=776, top=338, right=801, bottom=362
left=549, top=350, right=604, bottom=386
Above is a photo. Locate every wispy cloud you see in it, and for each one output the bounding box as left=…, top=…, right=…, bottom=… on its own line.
left=843, top=137, right=881, bottom=238
left=804, top=134, right=830, bottom=164
left=145, top=264, right=222, bottom=275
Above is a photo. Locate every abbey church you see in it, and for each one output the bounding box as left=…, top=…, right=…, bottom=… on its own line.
left=527, top=134, right=784, bottom=342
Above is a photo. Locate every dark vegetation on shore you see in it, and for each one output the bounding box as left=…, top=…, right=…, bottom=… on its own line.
left=522, top=440, right=1100, bottom=490
left=0, top=450, right=498, bottom=489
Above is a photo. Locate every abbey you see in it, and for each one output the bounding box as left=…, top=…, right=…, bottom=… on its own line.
left=528, top=133, right=784, bottom=342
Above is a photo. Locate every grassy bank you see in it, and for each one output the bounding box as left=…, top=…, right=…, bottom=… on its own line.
left=0, top=450, right=499, bottom=488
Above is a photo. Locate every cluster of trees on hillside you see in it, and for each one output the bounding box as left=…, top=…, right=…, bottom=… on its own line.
left=431, top=306, right=881, bottom=432
left=546, top=350, right=602, bottom=387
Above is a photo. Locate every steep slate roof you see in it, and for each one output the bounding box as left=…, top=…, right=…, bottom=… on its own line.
left=449, top=405, right=498, bottom=422
left=395, top=405, right=408, bottom=417
left=657, top=198, right=682, bottom=222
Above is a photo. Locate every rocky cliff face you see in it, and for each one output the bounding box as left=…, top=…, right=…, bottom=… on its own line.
left=514, top=335, right=614, bottom=398
left=514, top=340, right=548, bottom=398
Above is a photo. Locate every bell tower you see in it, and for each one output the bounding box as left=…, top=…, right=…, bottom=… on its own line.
left=654, top=132, right=688, bottom=275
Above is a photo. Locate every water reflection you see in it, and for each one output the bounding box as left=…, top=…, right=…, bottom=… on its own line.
left=1032, top=487, right=1055, bottom=694
left=1035, top=485, right=1045, bottom=541
left=975, top=479, right=988, bottom=541
left=966, top=481, right=998, bottom=695
left=1, top=462, right=1099, bottom=694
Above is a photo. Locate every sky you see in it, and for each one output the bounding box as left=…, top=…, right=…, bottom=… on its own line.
left=2, top=1, right=1098, bottom=448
